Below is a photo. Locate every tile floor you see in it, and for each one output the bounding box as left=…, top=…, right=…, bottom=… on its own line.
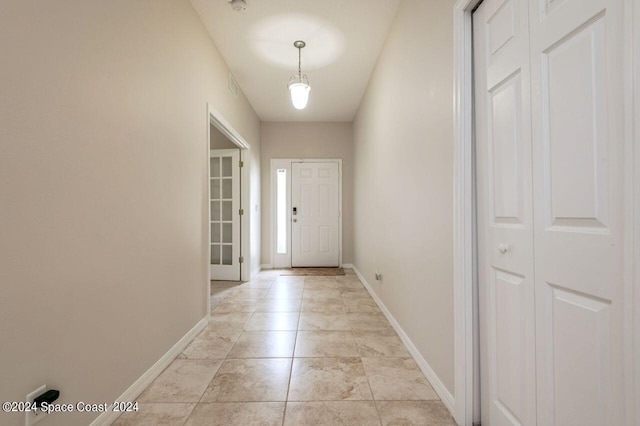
left=113, top=269, right=456, bottom=425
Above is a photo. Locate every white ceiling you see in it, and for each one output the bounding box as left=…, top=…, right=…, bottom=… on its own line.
left=191, top=0, right=401, bottom=122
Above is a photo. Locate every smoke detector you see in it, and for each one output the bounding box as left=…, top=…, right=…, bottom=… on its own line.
left=229, top=0, right=247, bottom=12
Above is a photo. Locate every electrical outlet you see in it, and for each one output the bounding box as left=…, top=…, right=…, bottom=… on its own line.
left=25, top=385, right=47, bottom=426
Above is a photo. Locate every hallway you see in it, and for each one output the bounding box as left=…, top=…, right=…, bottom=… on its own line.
left=113, top=269, right=455, bottom=425
left=2, top=1, right=638, bottom=424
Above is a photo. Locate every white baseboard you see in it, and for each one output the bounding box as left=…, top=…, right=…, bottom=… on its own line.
left=341, top=263, right=354, bottom=269
left=351, top=265, right=456, bottom=416
left=90, top=317, right=208, bottom=426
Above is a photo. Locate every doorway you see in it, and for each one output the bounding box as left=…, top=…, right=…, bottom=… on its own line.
left=270, top=159, right=342, bottom=269
left=207, top=104, right=251, bottom=284
left=454, top=1, right=638, bottom=424
left=472, top=0, right=629, bottom=425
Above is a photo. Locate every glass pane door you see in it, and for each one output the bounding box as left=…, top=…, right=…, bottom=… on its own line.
left=210, top=149, right=240, bottom=280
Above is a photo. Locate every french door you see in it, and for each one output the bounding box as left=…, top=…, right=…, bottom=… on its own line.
left=291, top=162, right=340, bottom=267
left=474, top=0, right=627, bottom=424
left=209, top=149, right=240, bottom=281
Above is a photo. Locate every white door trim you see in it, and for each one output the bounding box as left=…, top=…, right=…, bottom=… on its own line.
left=270, top=158, right=292, bottom=269
left=453, top=1, right=639, bottom=424
left=453, top=1, right=483, bottom=424
left=206, top=104, right=251, bottom=318
left=628, top=0, right=640, bottom=423
left=269, top=158, right=343, bottom=269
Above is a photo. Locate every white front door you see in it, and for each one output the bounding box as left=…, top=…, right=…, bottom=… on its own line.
left=291, top=162, right=340, bottom=267
left=474, top=0, right=627, bottom=424
left=210, top=149, right=240, bottom=281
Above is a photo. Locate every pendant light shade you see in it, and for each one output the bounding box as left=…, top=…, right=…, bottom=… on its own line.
left=288, top=74, right=310, bottom=110
left=288, top=40, right=310, bottom=110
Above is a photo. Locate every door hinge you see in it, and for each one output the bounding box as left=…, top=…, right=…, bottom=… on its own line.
left=239, top=161, right=244, bottom=168
left=239, top=209, right=244, bottom=216
left=239, top=257, right=244, bottom=263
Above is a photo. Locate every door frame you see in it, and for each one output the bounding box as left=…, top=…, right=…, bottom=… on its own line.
left=206, top=104, right=251, bottom=315
left=452, top=2, right=484, bottom=424
left=628, top=1, right=640, bottom=423
left=269, top=158, right=343, bottom=269
left=453, top=0, right=640, bottom=424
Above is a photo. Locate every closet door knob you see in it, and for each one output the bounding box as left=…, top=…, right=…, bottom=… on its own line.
left=498, top=243, right=509, bottom=254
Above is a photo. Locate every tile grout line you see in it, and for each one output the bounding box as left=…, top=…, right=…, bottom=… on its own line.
left=186, top=336, right=225, bottom=423
left=357, top=347, right=383, bottom=425
left=180, top=402, right=198, bottom=426
left=281, top=272, right=302, bottom=426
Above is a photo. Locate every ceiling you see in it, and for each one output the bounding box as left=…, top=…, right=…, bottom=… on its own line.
left=191, top=0, right=401, bottom=122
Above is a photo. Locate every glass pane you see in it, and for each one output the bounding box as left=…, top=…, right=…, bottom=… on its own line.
left=222, top=223, right=232, bottom=243
left=211, top=244, right=220, bottom=265
left=222, top=245, right=232, bottom=265
left=222, top=178, right=232, bottom=199
left=222, top=157, right=232, bottom=177
left=211, top=179, right=221, bottom=200
left=211, top=201, right=221, bottom=221
left=211, top=223, right=221, bottom=243
left=276, top=169, right=287, bottom=254
left=210, top=157, right=221, bottom=178
left=222, top=201, right=232, bottom=221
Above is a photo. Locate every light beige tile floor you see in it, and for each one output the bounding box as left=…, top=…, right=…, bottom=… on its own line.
left=113, top=269, right=456, bottom=426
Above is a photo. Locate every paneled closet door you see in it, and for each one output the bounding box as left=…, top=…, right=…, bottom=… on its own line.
left=528, top=0, right=627, bottom=424
left=476, top=0, right=629, bottom=424
left=473, top=0, right=537, bottom=424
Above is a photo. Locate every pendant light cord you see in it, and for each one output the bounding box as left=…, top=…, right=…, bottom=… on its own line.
left=298, top=46, right=302, bottom=78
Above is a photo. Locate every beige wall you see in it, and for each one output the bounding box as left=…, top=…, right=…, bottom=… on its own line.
left=260, top=122, right=354, bottom=265
left=210, top=124, right=239, bottom=150
left=0, top=1, right=260, bottom=425
left=352, top=0, right=455, bottom=393
left=248, top=139, right=262, bottom=276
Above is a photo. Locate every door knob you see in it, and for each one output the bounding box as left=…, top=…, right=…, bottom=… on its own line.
left=498, top=243, right=509, bottom=254
left=293, top=218, right=297, bottom=223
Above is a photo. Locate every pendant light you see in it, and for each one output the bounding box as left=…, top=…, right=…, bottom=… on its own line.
left=288, top=40, right=310, bottom=110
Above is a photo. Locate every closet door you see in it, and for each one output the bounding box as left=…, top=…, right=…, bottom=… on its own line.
left=528, top=0, right=627, bottom=424
left=473, top=0, right=537, bottom=424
